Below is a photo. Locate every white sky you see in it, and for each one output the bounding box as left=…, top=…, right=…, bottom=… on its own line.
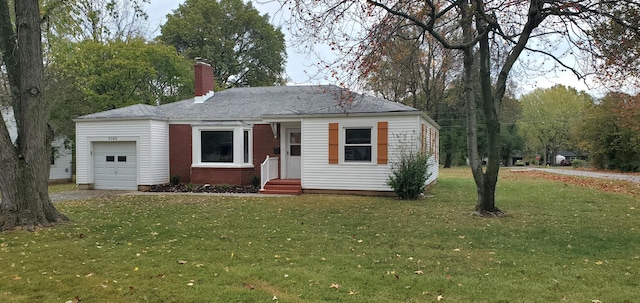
left=144, top=0, right=597, bottom=96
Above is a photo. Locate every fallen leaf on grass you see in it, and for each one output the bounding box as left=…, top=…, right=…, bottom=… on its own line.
left=414, top=270, right=424, bottom=275
left=349, top=290, right=359, bottom=295
left=437, top=295, right=444, bottom=301
left=64, top=296, right=81, bottom=303
left=244, top=284, right=255, bottom=290
left=177, top=260, right=187, bottom=264
left=330, top=283, right=340, bottom=289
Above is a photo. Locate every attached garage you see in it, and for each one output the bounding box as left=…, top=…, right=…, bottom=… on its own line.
left=93, top=141, right=137, bottom=190
left=75, top=108, right=169, bottom=191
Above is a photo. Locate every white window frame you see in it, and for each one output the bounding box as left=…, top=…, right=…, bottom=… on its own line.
left=340, top=124, right=377, bottom=165
left=192, top=126, right=253, bottom=168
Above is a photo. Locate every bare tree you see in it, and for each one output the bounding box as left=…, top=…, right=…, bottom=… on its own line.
left=281, top=0, right=640, bottom=215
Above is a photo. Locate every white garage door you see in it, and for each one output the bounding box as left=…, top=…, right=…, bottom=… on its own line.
left=93, top=141, right=137, bottom=190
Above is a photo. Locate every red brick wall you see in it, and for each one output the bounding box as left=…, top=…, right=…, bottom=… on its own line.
left=252, top=124, right=281, bottom=178
left=169, top=124, right=192, bottom=183
left=191, top=167, right=255, bottom=185
left=169, top=123, right=281, bottom=185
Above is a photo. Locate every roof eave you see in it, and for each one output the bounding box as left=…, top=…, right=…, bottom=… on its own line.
left=73, top=116, right=169, bottom=123
left=262, top=110, right=423, bottom=120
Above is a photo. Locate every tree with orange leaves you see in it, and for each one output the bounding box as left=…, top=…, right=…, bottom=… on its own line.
left=578, top=92, right=640, bottom=172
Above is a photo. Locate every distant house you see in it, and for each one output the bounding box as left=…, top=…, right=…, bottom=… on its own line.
left=74, top=61, right=440, bottom=195
left=1, top=107, right=73, bottom=183
left=557, top=150, right=587, bottom=162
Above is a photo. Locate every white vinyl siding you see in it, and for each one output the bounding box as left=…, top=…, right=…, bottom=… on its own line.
left=49, top=138, right=73, bottom=181
left=76, top=119, right=169, bottom=188
left=149, top=120, right=169, bottom=184
left=4, top=107, right=72, bottom=181
left=302, top=115, right=424, bottom=191
left=422, top=119, right=439, bottom=186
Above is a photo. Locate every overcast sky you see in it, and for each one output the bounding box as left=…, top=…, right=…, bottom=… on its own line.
left=144, top=0, right=597, bottom=96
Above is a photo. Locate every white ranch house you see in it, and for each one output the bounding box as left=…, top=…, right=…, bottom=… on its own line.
left=74, top=62, right=439, bottom=195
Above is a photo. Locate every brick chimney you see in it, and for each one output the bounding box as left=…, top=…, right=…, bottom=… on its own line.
left=194, top=58, right=214, bottom=103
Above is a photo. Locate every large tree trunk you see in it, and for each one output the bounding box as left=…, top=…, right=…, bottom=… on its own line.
left=458, top=0, right=502, bottom=216
left=474, top=10, right=501, bottom=215
left=0, top=0, right=68, bottom=231
left=459, top=1, right=495, bottom=215
left=443, top=151, right=453, bottom=168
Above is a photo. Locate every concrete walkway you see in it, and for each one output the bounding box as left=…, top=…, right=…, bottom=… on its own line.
left=529, top=168, right=640, bottom=183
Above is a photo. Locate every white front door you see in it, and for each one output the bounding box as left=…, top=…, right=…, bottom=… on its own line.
left=285, top=128, right=301, bottom=179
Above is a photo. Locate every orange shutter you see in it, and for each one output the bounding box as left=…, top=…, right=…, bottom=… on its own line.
left=430, top=128, right=435, bottom=153
left=377, top=121, right=388, bottom=164
left=328, top=123, right=339, bottom=164
left=421, top=124, right=426, bottom=153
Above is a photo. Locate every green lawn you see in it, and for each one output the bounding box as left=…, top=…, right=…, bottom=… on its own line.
left=1, top=169, right=638, bottom=302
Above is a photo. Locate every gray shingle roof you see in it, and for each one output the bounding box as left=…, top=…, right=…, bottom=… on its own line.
left=76, top=85, right=419, bottom=121
left=75, top=103, right=167, bottom=120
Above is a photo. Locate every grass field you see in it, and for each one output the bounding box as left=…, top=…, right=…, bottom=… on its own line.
left=1, top=168, right=638, bottom=302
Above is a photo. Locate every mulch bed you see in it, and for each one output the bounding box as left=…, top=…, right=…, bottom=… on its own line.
left=149, top=183, right=259, bottom=194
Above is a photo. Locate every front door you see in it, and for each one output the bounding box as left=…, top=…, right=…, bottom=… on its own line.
left=286, top=128, right=301, bottom=179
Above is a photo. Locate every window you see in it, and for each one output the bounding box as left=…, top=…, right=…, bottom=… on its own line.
left=329, top=122, right=387, bottom=165
left=118, top=156, right=127, bottom=162
left=344, top=128, right=372, bottom=162
left=201, top=131, right=234, bottom=163
left=290, top=131, right=301, bottom=156
left=193, top=127, right=253, bottom=167
left=243, top=130, right=250, bottom=163
left=106, top=156, right=115, bottom=162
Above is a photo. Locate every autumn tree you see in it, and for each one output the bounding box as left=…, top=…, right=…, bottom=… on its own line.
left=591, top=6, right=640, bottom=91
left=360, top=31, right=459, bottom=116
left=0, top=0, right=68, bottom=230
left=282, top=0, right=640, bottom=215
left=159, top=0, right=286, bottom=88
left=518, top=85, right=591, bottom=165
left=577, top=92, right=640, bottom=172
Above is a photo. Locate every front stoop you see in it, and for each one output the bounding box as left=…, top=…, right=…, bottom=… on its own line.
left=260, top=179, right=302, bottom=195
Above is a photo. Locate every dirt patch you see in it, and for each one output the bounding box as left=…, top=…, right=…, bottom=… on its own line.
left=149, top=183, right=259, bottom=194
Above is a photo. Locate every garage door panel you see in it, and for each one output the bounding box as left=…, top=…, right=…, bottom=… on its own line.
left=93, top=142, right=137, bottom=190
